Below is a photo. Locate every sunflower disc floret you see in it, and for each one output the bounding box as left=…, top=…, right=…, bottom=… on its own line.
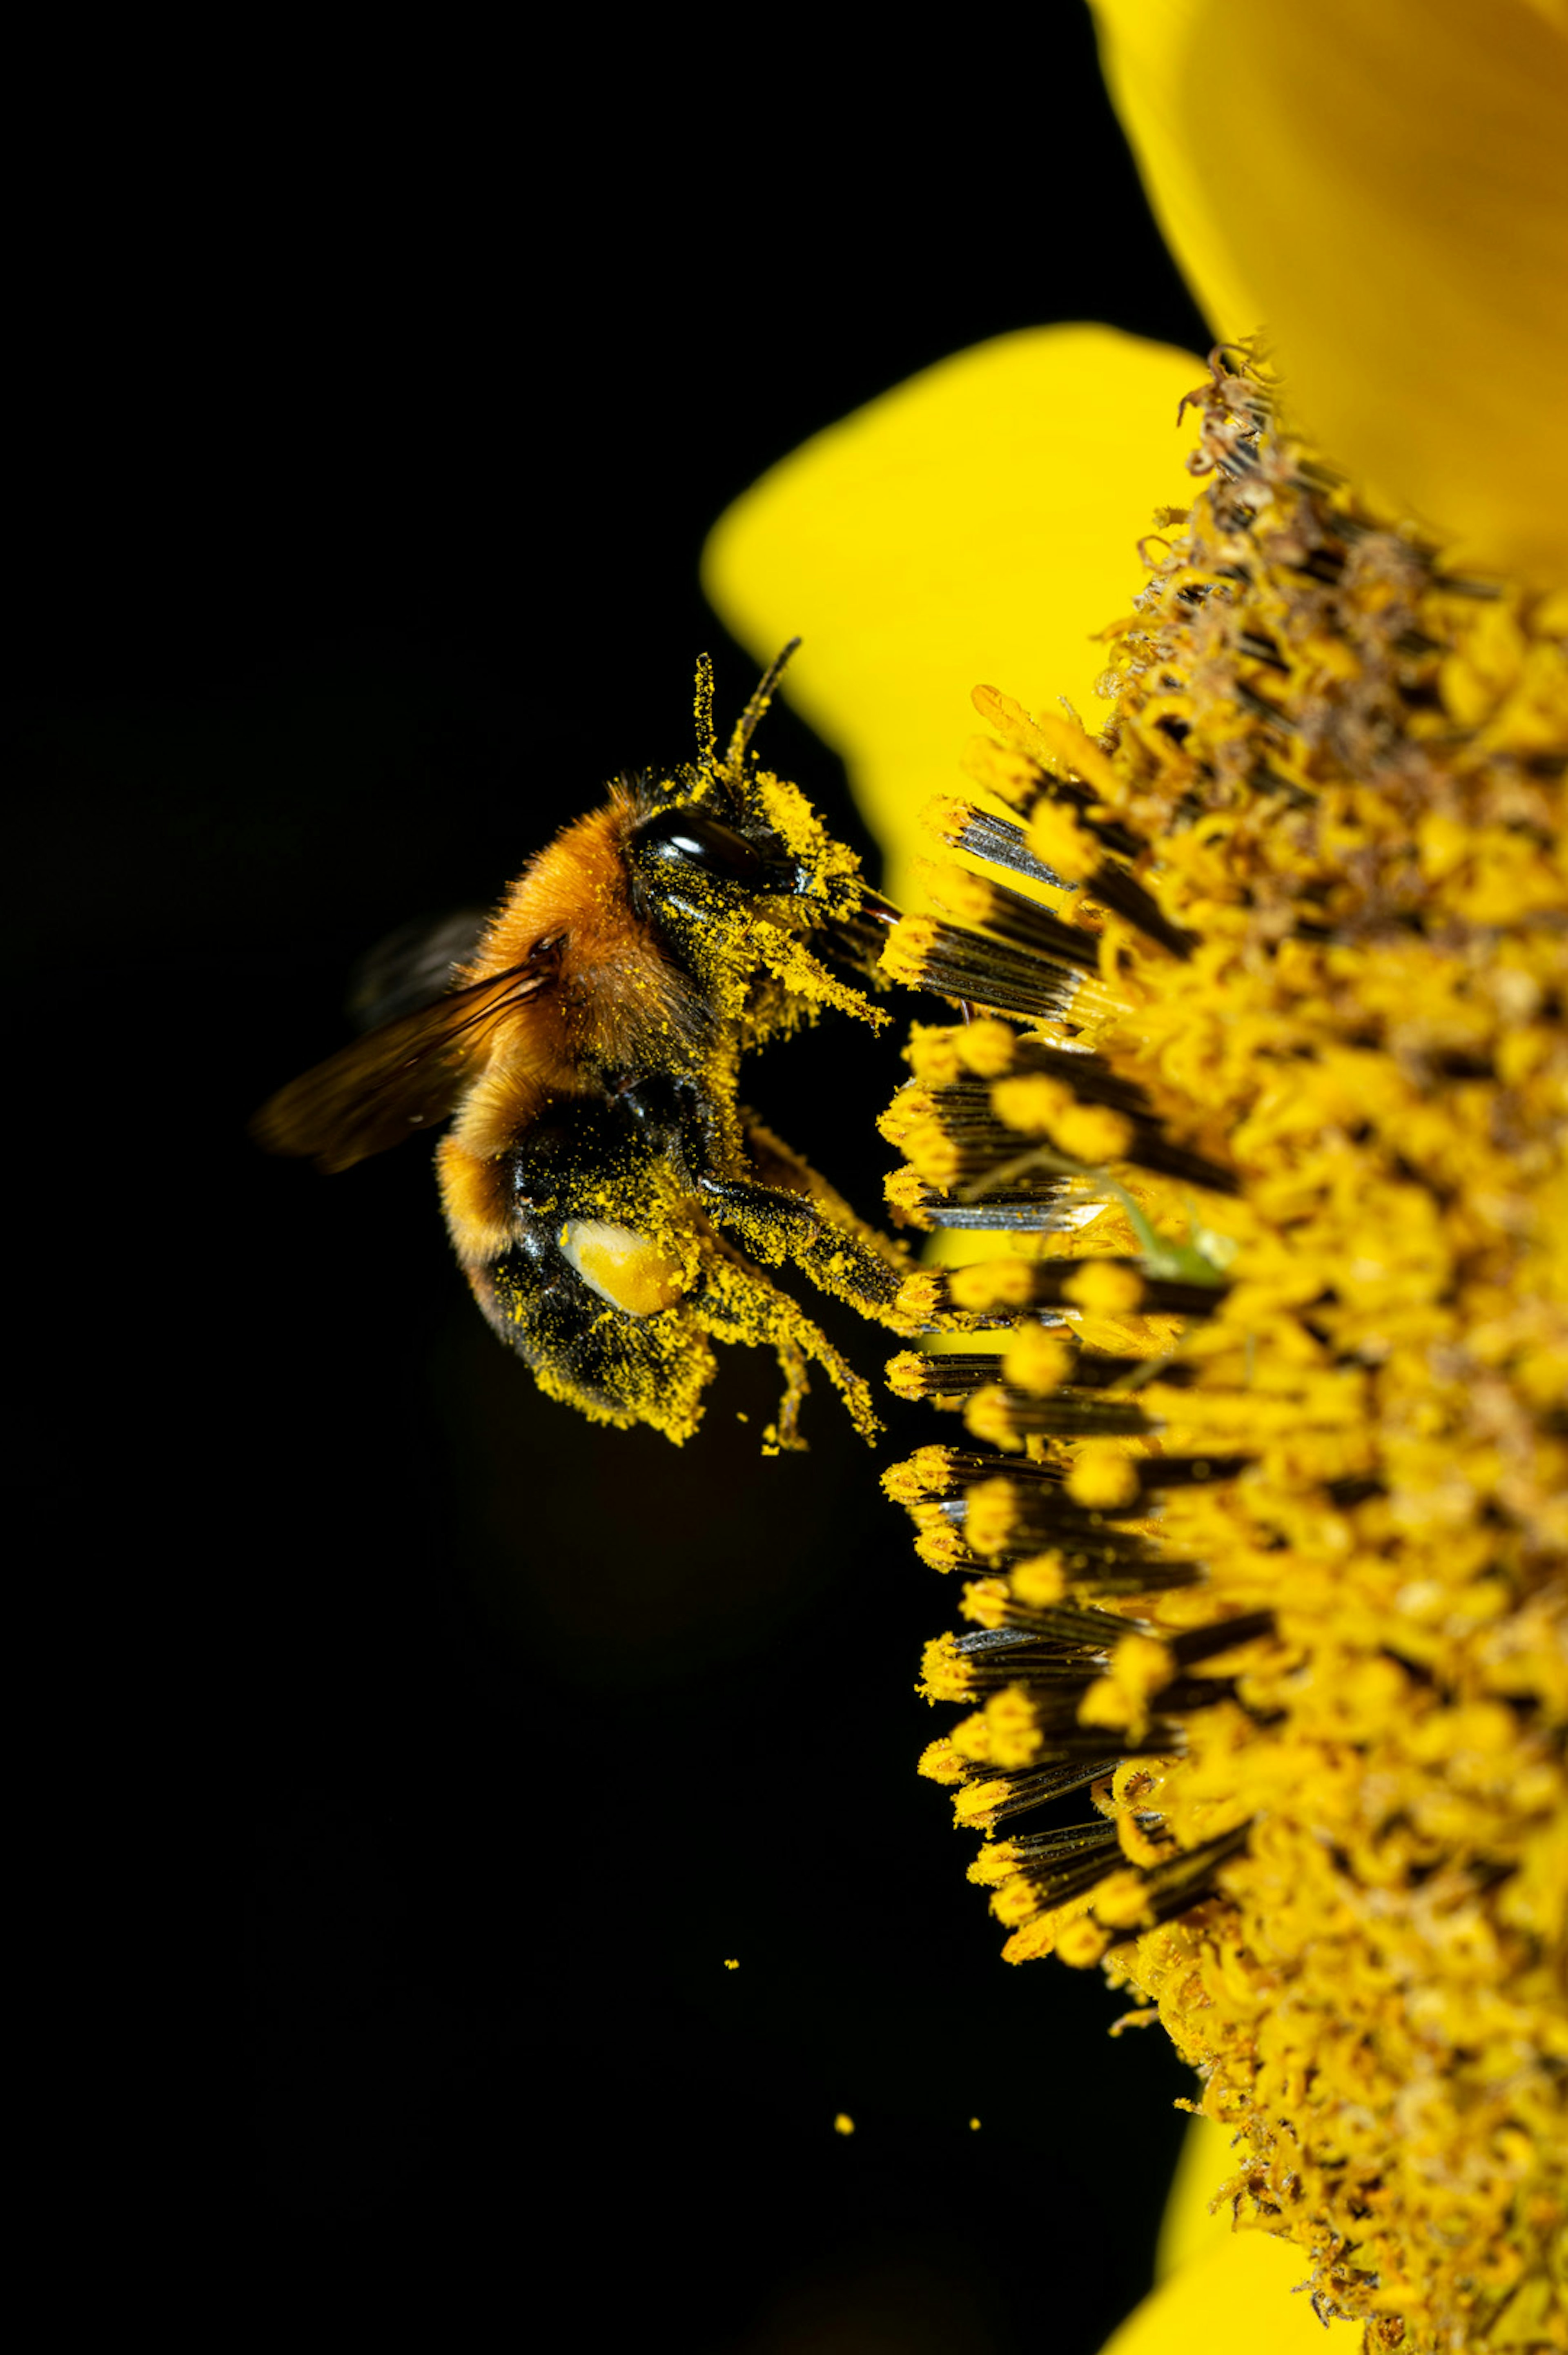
left=884, top=352, right=1568, bottom=2354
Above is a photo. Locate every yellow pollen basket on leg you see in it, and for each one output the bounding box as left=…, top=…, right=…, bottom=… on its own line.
left=559, top=1220, right=690, bottom=1316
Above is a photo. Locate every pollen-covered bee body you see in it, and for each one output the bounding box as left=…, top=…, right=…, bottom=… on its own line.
left=457, top=1078, right=714, bottom=1437
left=457, top=1071, right=904, bottom=1448
left=254, top=648, right=912, bottom=1448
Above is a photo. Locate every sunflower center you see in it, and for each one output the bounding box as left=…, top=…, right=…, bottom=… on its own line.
left=880, top=348, right=1568, bottom=2353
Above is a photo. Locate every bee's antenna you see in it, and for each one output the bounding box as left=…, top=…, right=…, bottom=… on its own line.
left=725, top=637, right=802, bottom=771
left=693, top=652, right=718, bottom=766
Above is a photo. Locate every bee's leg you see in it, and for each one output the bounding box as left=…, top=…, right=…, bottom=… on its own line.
left=771, top=1338, right=811, bottom=1452
left=698, top=1124, right=913, bottom=1331
left=697, top=1249, right=882, bottom=1448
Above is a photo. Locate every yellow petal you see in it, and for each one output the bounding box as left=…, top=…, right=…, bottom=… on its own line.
left=1091, top=0, right=1261, bottom=360
left=1098, top=2228, right=1365, bottom=2354
left=1095, top=0, right=1568, bottom=580
left=702, top=326, right=1203, bottom=905
left=1154, top=2116, right=1236, bottom=2279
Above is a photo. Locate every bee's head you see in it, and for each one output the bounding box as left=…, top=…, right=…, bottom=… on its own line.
left=621, top=795, right=834, bottom=1029
left=617, top=644, right=885, bottom=1045
left=626, top=799, right=814, bottom=915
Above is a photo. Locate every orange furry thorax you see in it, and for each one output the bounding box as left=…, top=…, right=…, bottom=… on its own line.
left=450, top=789, right=696, bottom=1165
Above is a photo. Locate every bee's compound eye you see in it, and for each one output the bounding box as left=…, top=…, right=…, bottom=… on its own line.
left=632, top=805, right=785, bottom=890
left=559, top=1220, right=690, bottom=1317
left=657, top=828, right=709, bottom=862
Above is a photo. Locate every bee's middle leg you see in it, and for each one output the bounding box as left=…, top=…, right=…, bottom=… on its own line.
left=698, top=1174, right=911, bottom=1327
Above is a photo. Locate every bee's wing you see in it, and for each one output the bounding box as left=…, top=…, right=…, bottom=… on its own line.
left=345, top=907, right=491, bottom=1034
left=252, top=955, right=553, bottom=1174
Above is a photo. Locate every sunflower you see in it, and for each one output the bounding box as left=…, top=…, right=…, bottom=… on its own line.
left=702, top=5, right=1568, bottom=2351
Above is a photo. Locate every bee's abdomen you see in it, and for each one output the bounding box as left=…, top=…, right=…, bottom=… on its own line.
left=456, top=1096, right=715, bottom=1433
left=468, top=1221, right=712, bottom=1432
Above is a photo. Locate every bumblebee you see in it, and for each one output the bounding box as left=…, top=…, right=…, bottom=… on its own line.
left=254, top=645, right=913, bottom=1448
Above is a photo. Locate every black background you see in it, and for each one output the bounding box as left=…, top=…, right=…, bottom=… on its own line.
left=22, top=16, right=1214, bottom=2345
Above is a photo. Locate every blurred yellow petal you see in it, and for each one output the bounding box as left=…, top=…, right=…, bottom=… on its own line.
left=1095, top=0, right=1568, bottom=578
left=702, top=326, right=1203, bottom=905
left=1098, top=2229, right=1364, bottom=2355
left=1091, top=0, right=1261, bottom=358
left=1154, top=2117, right=1236, bottom=2279
left=1115, top=2099, right=1371, bottom=2352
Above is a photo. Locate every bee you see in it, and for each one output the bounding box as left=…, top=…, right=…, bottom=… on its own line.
left=253, top=644, right=913, bottom=1449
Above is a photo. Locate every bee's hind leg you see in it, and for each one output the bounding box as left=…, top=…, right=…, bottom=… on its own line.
left=769, top=1338, right=811, bottom=1453
left=696, top=1248, right=882, bottom=1450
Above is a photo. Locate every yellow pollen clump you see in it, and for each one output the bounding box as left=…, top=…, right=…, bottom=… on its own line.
left=958, top=733, right=1045, bottom=813
left=1059, top=1261, right=1147, bottom=1316
left=904, top=1023, right=966, bottom=1087
left=926, top=865, right=994, bottom=927
left=559, top=1219, right=688, bottom=1316
left=917, top=1633, right=970, bottom=1702
left=884, top=1352, right=932, bottom=1401
left=956, top=1018, right=1022, bottom=1078
left=952, top=1779, right=1012, bottom=1827
left=963, top=1479, right=1020, bottom=1558
left=971, top=686, right=1123, bottom=807
left=1090, top=1869, right=1154, bottom=1932
left=877, top=1084, right=932, bottom=1148
left=949, top=1259, right=1038, bottom=1311
left=991, top=1073, right=1072, bottom=1134
left=916, top=1737, right=967, bottom=1786
left=919, top=792, right=979, bottom=848
left=966, top=1841, right=1021, bottom=1889
left=1025, top=799, right=1102, bottom=884
left=958, top=1577, right=1011, bottom=1628
left=947, top=1711, right=994, bottom=1765
left=900, top=1119, right=961, bottom=1189
left=980, top=1684, right=1047, bottom=1770
left=1078, top=1634, right=1176, bottom=1734
left=990, top=1877, right=1047, bottom=1928
left=1053, top=1917, right=1112, bottom=1970
left=883, top=1165, right=930, bottom=1223
left=1000, top=1323, right=1073, bottom=1395
left=964, top=1386, right=1026, bottom=1452
left=912, top=1517, right=970, bottom=1572
left=1007, top=1552, right=1068, bottom=1607
left=1114, top=1811, right=1170, bottom=1871
left=880, top=1445, right=954, bottom=1504
left=878, top=917, right=941, bottom=987
left=1065, top=1446, right=1142, bottom=1511
left=891, top=1269, right=945, bottom=1324
left=1047, top=1103, right=1134, bottom=1164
